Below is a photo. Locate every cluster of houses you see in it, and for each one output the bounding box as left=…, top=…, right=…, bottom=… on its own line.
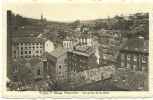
left=8, top=13, right=149, bottom=91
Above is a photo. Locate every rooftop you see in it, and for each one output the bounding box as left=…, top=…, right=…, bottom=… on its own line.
left=12, top=37, right=46, bottom=44
left=69, top=50, right=89, bottom=57
left=97, top=30, right=109, bottom=37
left=110, top=68, right=148, bottom=91
left=29, top=58, right=42, bottom=67
left=105, top=46, right=120, bottom=54
left=76, top=46, right=90, bottom=52
left=79, top=34, right=93, bottom=38
left=49, top=47, right=68, bottom=58
left=120, top=38, right=149, bottom=53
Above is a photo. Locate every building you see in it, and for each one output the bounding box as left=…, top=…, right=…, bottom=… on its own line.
left=110, top=68, right=148, bottom=91
left=12, top=37, right=54, bottom=58
left=99, top=46, right=119, bottom=67
left=44, top=39, right=54, bottom=53
left=77, top=34, right=93, bottom=47
left=97, top=30, right=109, bottom=52
left=47, top=47, right=68, bottom=79
left=63, top=36, right=73, bottom=50
left=119, top=38, right=149, bottom=73
left=67, top=46, right=98, bottom=73
left=11, top=57, right=48, bottom=83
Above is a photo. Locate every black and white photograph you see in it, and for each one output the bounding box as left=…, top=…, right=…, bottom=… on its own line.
left=3, top=2, right=152, bottom=98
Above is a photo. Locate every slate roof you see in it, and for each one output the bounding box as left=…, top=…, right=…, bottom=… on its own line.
left=14, top=58, right=29, bottom=66
left=107, top=52, right=119, bottom=62
left=105, top=46, right=119, bottom=54
left=49, top=47, right=68, bottom=58
left=120, top=39, right=149, bottom=53
left=110, top=68, right=148, bottom=91
left=63, top=36, right=72, bottom=41
left=29, top=58, right=42, bottom=67
left=12, top=37, right=46, bottom=43
left=12, top=30, right=42, bottom=38
left=97, top=30, right=109, bottom=37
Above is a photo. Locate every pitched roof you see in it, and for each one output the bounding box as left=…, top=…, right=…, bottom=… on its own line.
left=49, top=47, right=68, bottom=58
left=12, top=37, right=46, bottom=43
left=110, top=68, right=148, bottom=91
left=29, top=58, right=42, bottom=67
left=105, top=46, right=119, bottom=54
left=97, top=30, right=109, bottom=37
left=63, top=36, right=72, bottom=41
left=107, top=52, right=119, bottom=62
left=14, top=58, right=29, bottom=66
left=120, top=38, right=149, bottom=53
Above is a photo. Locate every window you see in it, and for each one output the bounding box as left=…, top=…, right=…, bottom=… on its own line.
left=59, top=65, right=62, bottom=69
left=65, top=71, right=67, bottom=76
left=59, top=72, right=62, bottom=76
left=13, top=67, right=18, bottom=73
left=21, top=47, right=23, bottom=50
left=127, top=54, right=131, bottom=60
left=142, top=56, right=147, bottom=63
left=13, top=76, right=17, bottom=82
left=142, top=66, right=147, bottom=72
left=25, top=51, right=27, bottom=54
left=64, top=64, right=67, bottom=69
left=33, top=43, right=35, bottom=45
left=21, top=75, right=25, bottom=81
left=36, top=43, right=38, bottom=45
left=121, top=61, right=124, bottom=67
left=133, top=64, right=137, bottom=71
left=127, top=62, right=131, bottom=69
left=36, top=51, right=39, bottom=53
left=21, top=51, right=23, bottom=55
left=64, top=59, right=67, bottom=64
left=14, top=51, right=16, bottom=54
left=133, top=55, right=137, bottom=61
left=37, top=69, right=40, bottom=76
left=29, top=51, right=31, bottom=54
left=121, top=53, right=125, bottom=59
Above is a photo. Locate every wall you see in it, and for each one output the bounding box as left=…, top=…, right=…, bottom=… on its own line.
left=56, top=53, right=67, bottom=78
left=45, top=40, right=54, bottom=53
left=68, top=52, right=89, bottom=73
left=119, top=50, right=148, bottom=73
left=15, top=42, right=44, bottom=58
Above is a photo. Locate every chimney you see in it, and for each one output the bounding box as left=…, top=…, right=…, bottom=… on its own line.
left=7, top=10, right=12, bottom=61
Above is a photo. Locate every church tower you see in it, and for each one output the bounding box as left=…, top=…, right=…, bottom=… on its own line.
left=41, top=13, right=43, bottom=24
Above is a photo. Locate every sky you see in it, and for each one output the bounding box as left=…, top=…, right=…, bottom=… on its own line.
left=4, top=2, right=151, bottom=22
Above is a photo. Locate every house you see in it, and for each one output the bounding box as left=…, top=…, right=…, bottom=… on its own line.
left=63, top=36, right=73, bottom=50
left=12, top=37, right=55, bottom=59
left=77, top=34, right=93, bottom=47
left=47, top=47, right=68, bottom=80
left=97, top=30, right=109, bottom=43
left=99, top=46, right=119, bottom=67
left=67, top=46, right=98, bottom=73
left=107, top=52, right=120, bottom=69
left=11, top=57, right=48, bottom=83
left=44, top=39, right=54, bottom=53
left=119, top=38, right=149, bottom=73
left=110, top=68, right=148, bottom=91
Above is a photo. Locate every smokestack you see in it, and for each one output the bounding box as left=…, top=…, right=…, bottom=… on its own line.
left=7, top=10, right=12, bottom=61
left=95, top=47, right=100, bottom=68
